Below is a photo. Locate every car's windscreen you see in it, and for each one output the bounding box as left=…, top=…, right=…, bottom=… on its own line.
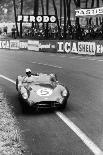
left=34, top=83, right=54, bottom=89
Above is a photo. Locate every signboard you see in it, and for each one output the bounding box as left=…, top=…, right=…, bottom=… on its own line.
left=28, top=40, right=39, bottom=51
left=19, top=41, right=28, bottom=49
left=57, top=41, right=71, bottom=53
left=0, top=39, right=102, bottom=56
left=0, top=40, right=10, bottom=49
left=10, top=40, right=20, bottom=50
left=39, top=40, right=56, bottom=53
left=75, top=7, right=103, bottom=16
left=78, top=42, right=96, bottom=55
left=57, top=41, right=96, bottom=55
left=17, top=15, right=56, bottom=23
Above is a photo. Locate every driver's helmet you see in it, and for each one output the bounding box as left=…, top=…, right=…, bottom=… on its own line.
left=50, top=73, right=56, bottom=82
left=26, top=68, right=31, bottom=76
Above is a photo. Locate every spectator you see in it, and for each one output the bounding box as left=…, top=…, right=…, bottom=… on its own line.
left=3, top=26, right=8, bottom=34
left=11, top=25, right=16, bottom=39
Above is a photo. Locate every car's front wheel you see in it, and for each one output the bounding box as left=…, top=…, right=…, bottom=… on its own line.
left=18, top=94, right=30, bottom=113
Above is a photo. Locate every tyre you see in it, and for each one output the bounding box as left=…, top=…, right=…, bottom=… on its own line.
left=18, top=94, right=30, bottom=113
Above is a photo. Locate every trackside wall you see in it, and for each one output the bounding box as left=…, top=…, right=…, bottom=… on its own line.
left=0, top=39, right=103, bottom=56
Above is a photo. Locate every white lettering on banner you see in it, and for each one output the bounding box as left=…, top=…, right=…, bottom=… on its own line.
left=36, top=16, right=42, bottom=22
left=65, top=42, right=71, bottom=53
left=43, top=16, right=49, bottom=22
left=58, top=42, right=64, bottom=52
left=50, top=16, right=56, bottom=23
left=19, top=42, right=28, bottom=49
left=39, top=43, right=51, bottom=49
left=57, top=42, right=71, bottom=53
left=30, top=16, right=35, bottom=22
left=10, top=40, right=20, bottom=50
left=0, top=41, right=10, bottom=49
left=71, top=42, right=78, bottom=53
left=17, top=15, right=56, bottom=23
left=18, top=15, right=22, bottom=21
left=23, top=16, right=29, bottom=22
left=97, top=44, right=103, bottom=54
left=78, top=42, right=95, bottom=55
left=28, top=40, right=39, bottom=51
left=75, top=7, right=103, bottom=16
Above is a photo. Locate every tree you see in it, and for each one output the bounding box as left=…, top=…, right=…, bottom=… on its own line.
left=63, top=0, right=67, bottom=38
left=33, top=0, right=39, bottom=28
left=34, top=0, right=39, bottom=15
left=20, top=0, right=23, bottom=37
left=52, top=0, right=61, bottom=36
left=60, top=0, right=63, bottom=27
left=12, top=0, right=19, bottom=36
left=74, top=0, right=80, bottom=25
left=40, top=0, right=44, bottom=15
left=85, top=0, right=89, bottom=8
left=45, top=0, right=49, bottom=38
left=66, top=0, right=71, bottom=26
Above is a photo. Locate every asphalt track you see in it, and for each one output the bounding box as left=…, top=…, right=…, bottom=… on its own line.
left=0, top=49, right=103, bottom=154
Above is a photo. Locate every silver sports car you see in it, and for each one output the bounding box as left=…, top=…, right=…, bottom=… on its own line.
left=16, top=73, right=70, bottom=111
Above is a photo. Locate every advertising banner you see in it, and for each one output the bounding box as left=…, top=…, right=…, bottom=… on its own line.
left=0, top=40, right=10, bottom=49
left=39, top=40, right=57, bottom=53
left=28, top=40, right=39, bottom=51
left=71, top=42, right=78, bottom=54
left=57, top=41, right=71, bottom=53
left=10, top=40, right=20, bottom=50
left=95, top=40, right=103, bottom=56
left=17, top=15, right=56, bottom=23
left=0, top=39, right=103, bottom=56
left=19, top=41, right=28, bottom=49
left=57, top=41, right=96, bottom=55
left=78, top=42, right=96, bottom=55
left=75, top=7, right=103, bottom=16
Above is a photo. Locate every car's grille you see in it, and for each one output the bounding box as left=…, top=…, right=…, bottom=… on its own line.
left=33, top=101, right=60, bottom=108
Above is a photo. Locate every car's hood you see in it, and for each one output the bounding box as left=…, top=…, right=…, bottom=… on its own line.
left=27, top=84, right=64, bottom=103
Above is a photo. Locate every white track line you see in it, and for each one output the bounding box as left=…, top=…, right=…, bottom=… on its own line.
left=97, top=59, right=103, bottom=62
left=0, top=74, right=103, bottom=155
left=56, top=112, right=103, bottom=155
left=0, top=75, right=16, bottom=84
left=69, top=56, right=103, bottom=62
left=32, top=61, right=62, bottom=69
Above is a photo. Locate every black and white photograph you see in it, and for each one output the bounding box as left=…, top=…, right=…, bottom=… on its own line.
left=0, top=0, right=103, bottom=155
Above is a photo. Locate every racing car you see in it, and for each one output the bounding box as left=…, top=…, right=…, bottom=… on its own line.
left=16, top=73, right=70, bottom=112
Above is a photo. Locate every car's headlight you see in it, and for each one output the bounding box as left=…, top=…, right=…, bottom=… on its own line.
left=22, top=93, right=28, bottom=99
left=62, top=90, right=67, bottom=97
left=56, top=98, right=63, bottom=103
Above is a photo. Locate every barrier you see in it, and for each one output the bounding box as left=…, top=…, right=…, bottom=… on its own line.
left=0, top=39, right=103, bottom=56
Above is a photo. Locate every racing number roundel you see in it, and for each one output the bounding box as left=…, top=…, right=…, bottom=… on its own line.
left=37, top=88, right=53, bottom=96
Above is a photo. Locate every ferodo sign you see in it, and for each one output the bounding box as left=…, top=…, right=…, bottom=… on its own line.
left=57, top=41, right=96, bottom=55
left=17, top=15, right=56, bottom=23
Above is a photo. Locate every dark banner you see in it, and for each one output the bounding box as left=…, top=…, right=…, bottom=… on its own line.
left=39, top=40, right=57, bottom=53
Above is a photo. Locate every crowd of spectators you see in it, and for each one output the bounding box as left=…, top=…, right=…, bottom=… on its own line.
left=21, top=23, right=103, bottom=40
left=0, top=22, right=102, bottom=40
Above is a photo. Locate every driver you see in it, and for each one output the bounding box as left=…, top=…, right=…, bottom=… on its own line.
left=18, top=68, right=35, bottom=95
left=22, top=68, right=36, bottom=83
